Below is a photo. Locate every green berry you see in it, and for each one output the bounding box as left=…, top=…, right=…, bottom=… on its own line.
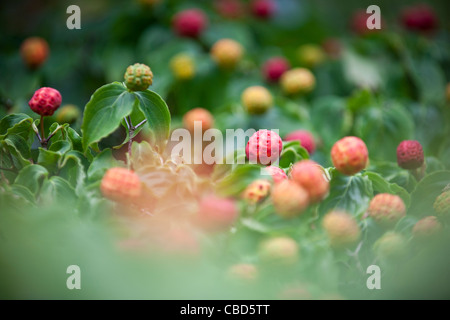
left=124, top=63, right=153, bottom=91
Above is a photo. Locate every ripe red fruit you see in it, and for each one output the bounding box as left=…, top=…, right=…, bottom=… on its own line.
left=322, top=210, right=361, bottom=248
left=215, top=0, right=244, bottom=19
left=183, top=108, right=214, bottom=132
left=173, top=9, right=207, bottom=38
left=100, top=167, right=142, bottom=202
left=271, top=180, right=309, bottom=218
left=197, top=195, right=239, bottom=231
left=284, top=130, right=316, bottom=154
left=242, top=179, right=271, bottom=205
left=20, top=37, right=49, bottom=69
left=412, top=216, right=442, bottom=239
left=250, top=0, right=275, bottom=19
left=290, top=160, right=329, bottom=203
left=246, top=130, right=282, bottom=165
left=401, top=4, right=438, bottom=33
left=351, top=10, right=383, bottom=36
left=331, top=136, right=368, bottom=175
left=28, top=87, right=62, bottom=116
left=396, top=140, right=424, bottom=170
left=368, top=193, right=406, bottom=228
left=262, top=57, right=290, bottom=82
left=264, top=166, right=287, bottom=183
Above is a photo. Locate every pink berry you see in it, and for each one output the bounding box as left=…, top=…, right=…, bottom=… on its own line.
left=250, top=0, right=275, bottom=19
left=401, top=4, right=438, bottom=33
left=265, top=166, right=288, bottom=183
left=28, top=87, right=62, bottom=116
left=262, top=57, right=290, bottom=82
left=284, top=129, right=316, bottom=154
left=396, top=140, right=424, bottom=170
left=331, top=136, right=368, bottom=175
left=173, top=9, right=208, bottom=38
left=246, top=129, right=283, bottom=165
left=197, top=195, right=239, bottom=232
left=290, top=160, right=329, bottom=203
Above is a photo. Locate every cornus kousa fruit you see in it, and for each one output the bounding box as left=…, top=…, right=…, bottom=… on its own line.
left=241, top=86, right=273, bottom=115
left=331, top=136, right=368, bottom=175
left=227, top=263, right=258, bottom=282
left=396, top=140, right=424, bottom=170
left=281, top=68, right=315, bottom=95
left=56, top=104, right=80, bottom=124
left=100, top=167, right=142, bottom=202
left=197, top=195, right=239, bottom=232
left=271, top=180, right=309, bottom=218
left=290, top=160, right=329, bottom=203
left=401, top=4, right=438, bottom=33
left=28, top=87, right=62, bottom=116
left=20, top=37, right=49, bottom=69
left=297, top=44, right=325, bottom=68
left=259, top=237, right=299, bottom=265
left=251, top=0, right=275, bottom=19
left=246, top=129, right=282, bottom=165
left=183, top=108, right=214, bottom=132
left=242, top=179, right=271, bottom=205
left=374, top=232, right=407, bottom=261
left=284, top=129, right=316, bottom=154
left=210, top=38, right=244, bottom=70
left=322, top=210, right=361, bottom=248
left=215, top=0, right=244, bottom=19
left=173, top=9, right=207, bottom=38
left=170, top=53, right=195, bottom=80
left=262, top=57, right=290, bottom=83
left=124, top=63, right=153, bottom=91
left=351, top=10, right=383, bottom=36
left=412, top=216, right=442, bottom=239
left=368, top=193, right=406, bottom=228
left=264, top=166, right=287, bottom=183
left=433, top=190, right=450, bottom=219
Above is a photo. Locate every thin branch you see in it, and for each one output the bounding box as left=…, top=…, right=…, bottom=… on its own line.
left=134, top=119, right=147, bottom=130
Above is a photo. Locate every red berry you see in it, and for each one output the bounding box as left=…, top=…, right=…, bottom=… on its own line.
left=396, top=140, right=424, bottom=170
left=100, top=167, right=142, bottom=202
left=215, top=0, right=244, bottom=19
left=331, top=136, right=368, bottom=175
left=197, top=195, right=239, bottom=232
left=284, top=130, right=316, bottom=154
left=401, top=4, right=438, bottom=33
left=368, top=193, right=406, bottom=228
left=262, top=57, right=290, bottom=82
left=351, top=10, right=383, bottom=36
left=183, top=108, right=214, bottom=132
left=250, top=0, right=275, bottom=19
left=264, top=166, right=287, bottom=183
left=271, top=180, right=309, bottom=218
left=20, top=37, right=49, bottom=69
left=412, top=216, right=442, bottom=239
left=173, top=9, right=207, bottom=38
left=246, top=130, right=282, bottom=165
left=28, top=87, right=62, bottom=117
left=290, top=160, right=329, bottom=203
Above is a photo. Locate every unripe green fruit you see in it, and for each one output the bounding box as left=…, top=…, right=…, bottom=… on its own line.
left=124, top=63, right=153, bottom=91
left=433, top=190, right=450, bottom=219
left=374, top=232, right=407, bottom=261
left=259, top=237, right=299, bottom=265
left=56, top=104, right=80, bottom=124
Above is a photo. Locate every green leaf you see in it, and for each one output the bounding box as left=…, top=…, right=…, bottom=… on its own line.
left=67, top=128, right=83, bottom=152
left=37, top=141, right=71, bottom=174
left=40, top=176, right=76, bottom=206
left=59, top=151, right=86, bottom=190
left=87, top=148, right=121, bottom=183
left=134, top=90, right=171, bottom=152
left=408, top=171, right=450, bottom=218
left=364, top=171, right=410, bottom=208
left=318, top=169, right=373, bottom=217
left=279, top=141, right=309, bottom=169
left=0, top=113, right=33, bottom=141
left=130, top=141, right=163, bottom=170
left=81, top=82, right=137, bottom=151
left=14, top=164, right=48, bottom=195
left=1, top=135, right=31, bottom=169
left=216, top=164, right=266, bottom=197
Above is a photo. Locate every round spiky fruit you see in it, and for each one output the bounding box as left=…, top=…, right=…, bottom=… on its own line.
left=412, top=216, right=442, bottom=239
left=56, top=104, right=80, bottom=124
left=227, top=263, right=258, bottom=282
left=170, top=53, right=195, bottom=80
left=262, top=57, right=290, bottom=82
left=242, top=179, right=271, bottom=205
left=280, top=68, right=315, bottom=95
left=100, top=167, right=142, bottom=202
left=331, top=136, right=368, bottom=175
left=211, top=38, right=244, bottom=69
left=297, top=44, right=325, bottom=68
left=264, top=166, right=287, bottom=184
left=433, top=190, right=450, bottom=219
left=246, top=130, right=282, bottom=165
left=20, top=37, right=49, bottom=69
left=368, top=193, right=406, bottom=228
left=374, top=232, right=407, bottom=260
left=28, top=87, right=62, bottom=116
left=290, top=160, right=329, bottom=203
left=284, top=129, right=316, bottom=154
left=401, top=4, right=437, bottom=33
left=271, top=180, right=309, bottom=218
left=250, top=0, right=275, bottom=19
left=259, top=237, right=299, bottom=265
left=124, top=63, right=153, bottom=91
left=173, top=9, right=207, bottom=38
left=322, top=210, right=361, bottom=248
left=183, top=108, right=214, bottom=132
left=396, top=140, right=424, bottom=170
left=241, top=86, right=273, bottom=115
left=197, top=195, right=239, bottom=232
